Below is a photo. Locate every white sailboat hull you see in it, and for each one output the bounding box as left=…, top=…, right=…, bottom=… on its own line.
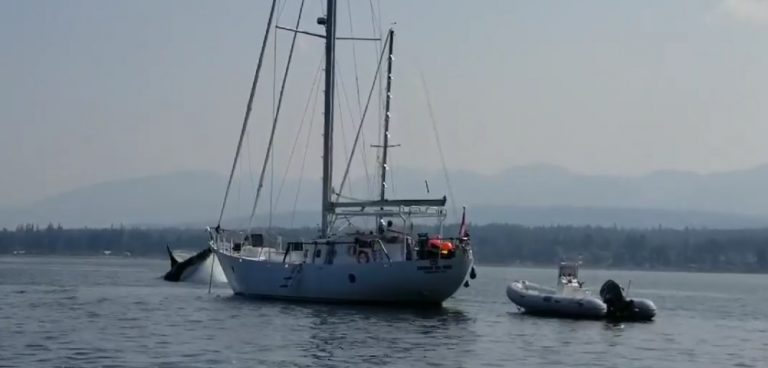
left=214, top=247, right=473, bottom=304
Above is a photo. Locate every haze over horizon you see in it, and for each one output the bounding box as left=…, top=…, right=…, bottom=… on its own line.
left=8, top=161, right=768, bottom=207
left=4, top=0, right=768, bottom=207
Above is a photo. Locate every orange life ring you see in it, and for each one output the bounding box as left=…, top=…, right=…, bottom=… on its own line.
left=357, top=250, right=370, bottom=264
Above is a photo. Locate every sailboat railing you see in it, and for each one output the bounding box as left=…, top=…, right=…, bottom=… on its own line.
left=335, top=207, right=448, bottom=219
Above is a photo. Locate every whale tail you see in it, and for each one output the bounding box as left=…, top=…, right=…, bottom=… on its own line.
left=167, top=245, right=180, bottom=269
left=163, top=246, right=213, bottom=282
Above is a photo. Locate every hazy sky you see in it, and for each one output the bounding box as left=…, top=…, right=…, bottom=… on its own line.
left=3, top=0, right=768, bottom=205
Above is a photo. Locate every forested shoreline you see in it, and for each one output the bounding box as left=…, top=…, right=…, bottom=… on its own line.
left=2, top=223, right=768, bottom=273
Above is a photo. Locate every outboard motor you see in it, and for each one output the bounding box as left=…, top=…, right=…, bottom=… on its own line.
left=599, top=280, right=627, bottom=312
left=599, top=279, right=657, bottom=321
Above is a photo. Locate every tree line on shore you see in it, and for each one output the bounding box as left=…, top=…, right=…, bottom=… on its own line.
left=2, top=223, right=768, bottom=273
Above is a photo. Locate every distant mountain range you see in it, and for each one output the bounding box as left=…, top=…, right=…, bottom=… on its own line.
left=4, top=164, right=768, bottom=229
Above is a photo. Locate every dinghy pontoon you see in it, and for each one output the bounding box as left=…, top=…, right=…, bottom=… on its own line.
left=506, top=261, right=606, bottom=319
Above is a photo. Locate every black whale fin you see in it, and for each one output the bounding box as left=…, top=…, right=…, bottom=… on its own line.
left=167, top=245, right=180, bottom=269
left=163, top=246, right=213, bottom=282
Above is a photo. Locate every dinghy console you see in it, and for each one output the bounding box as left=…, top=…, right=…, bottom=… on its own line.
left=557, top=261, right=584, bottom=291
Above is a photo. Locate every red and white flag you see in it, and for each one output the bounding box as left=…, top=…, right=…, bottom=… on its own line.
left=458, top=206, right=468, bottom=238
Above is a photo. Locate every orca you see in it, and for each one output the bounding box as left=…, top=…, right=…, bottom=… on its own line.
left=163, top=245, right=226, bottom=283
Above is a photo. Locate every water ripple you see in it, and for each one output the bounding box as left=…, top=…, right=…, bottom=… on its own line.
left=1, top=256, right=767, bottom=368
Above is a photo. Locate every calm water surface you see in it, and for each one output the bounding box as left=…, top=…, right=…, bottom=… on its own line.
left=1, top=256, right=766, bottom=367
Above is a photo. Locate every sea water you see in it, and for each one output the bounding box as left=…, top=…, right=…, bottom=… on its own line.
left=0, top=256, right=766, bottom=367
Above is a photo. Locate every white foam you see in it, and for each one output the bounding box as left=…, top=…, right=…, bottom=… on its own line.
left=174, top=251, right=227, bottom=284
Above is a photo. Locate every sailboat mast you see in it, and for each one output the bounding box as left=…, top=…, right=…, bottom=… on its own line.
left=379, top=28, right=395, bottom=203
left=321, top=0, right=337, bottom=237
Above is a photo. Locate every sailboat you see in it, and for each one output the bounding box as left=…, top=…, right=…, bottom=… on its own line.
left=208, top=0, right=474, bottom=305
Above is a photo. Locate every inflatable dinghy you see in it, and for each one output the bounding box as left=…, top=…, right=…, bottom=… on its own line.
left=506, top=261, right=657, bottom=321
left=506, top=280, right=607, bottom=318
left=506, top=261, right=607, bottom=319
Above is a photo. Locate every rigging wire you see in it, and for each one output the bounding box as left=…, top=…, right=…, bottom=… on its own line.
left=335, top=31, right=391, bottom=201
left=217, top=0, right=278, bottom=227
left=336, top=60, right=372, bottom=189
left=290, top=84, right=321, bottom=228
left=389, top=153, right=397, bottom=198
left=370, top=0, right=383, bottom=36
left=274, top=56, right=324, bottom=211
left=245, top=126, right=257, bottom=223
left=419, top=68, right=459, bottom=220
left=346, top=0, right=363, bottom=115
left=332, top=191, right=369, bottom=202
left=276, top=0, right=288, bottom=19
left=335, top=72, right=351, bottom=190
left=335, top=61, right=364, bottom=195
left=235, top=151, right=242, bottom=224
left=247, top=0, right=306, bottom=232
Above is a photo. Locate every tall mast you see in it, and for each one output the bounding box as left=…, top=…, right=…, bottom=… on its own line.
left=379, top=29, right=395, bottom=203
left=320, top=0, right=337, bottom=237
